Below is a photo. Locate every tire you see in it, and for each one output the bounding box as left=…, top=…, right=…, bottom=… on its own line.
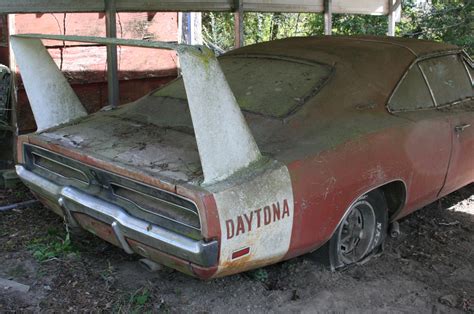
left=328, top=189, right=388, bottom=270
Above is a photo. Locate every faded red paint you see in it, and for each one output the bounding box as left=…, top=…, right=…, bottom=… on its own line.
left=284, top=119, right=453, bottom=259
left=16, top=36, right=474, bottom=279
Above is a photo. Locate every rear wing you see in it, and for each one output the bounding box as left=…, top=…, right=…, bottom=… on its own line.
left=11, top=34, right=262, bottom=185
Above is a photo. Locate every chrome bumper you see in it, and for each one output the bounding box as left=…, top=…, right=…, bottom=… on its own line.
left=16, top=165, right=218, bottom=267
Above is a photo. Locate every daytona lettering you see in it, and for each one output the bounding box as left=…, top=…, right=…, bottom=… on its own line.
left=225, top=199, right=291, bottom=239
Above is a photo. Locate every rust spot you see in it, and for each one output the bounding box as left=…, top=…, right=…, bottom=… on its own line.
left=126, top=238, right=195, bottom=277
left=72, top=213, right=120, bottom=247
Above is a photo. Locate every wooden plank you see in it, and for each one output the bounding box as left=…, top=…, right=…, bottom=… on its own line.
left=242, top=0, right=324, bottom=13
left=0, top=0, right=390, bottom=15
left=0, top=0, right=104, bottom=13
left=331, top=0, right=389, bottom=15
left=0, top=278, right=30, bottom=293
left=105, top=0, right=119, bottom=108
left=116, top=0, right=233, bottom=12
left=0, top=0, right=233, bottom=13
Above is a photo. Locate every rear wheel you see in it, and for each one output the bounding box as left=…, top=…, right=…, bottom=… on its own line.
left=328, top=189, right=388, bottom=269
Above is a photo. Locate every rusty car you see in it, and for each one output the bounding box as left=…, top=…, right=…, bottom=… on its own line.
left=11, top=34, right=474, bottom=278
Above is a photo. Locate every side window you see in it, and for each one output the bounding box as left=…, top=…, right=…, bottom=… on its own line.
left=419, top=54, right=473, bottom=106
left=388, top=65, right=434, bottom=112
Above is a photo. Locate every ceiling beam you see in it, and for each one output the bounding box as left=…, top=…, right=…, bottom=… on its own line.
left=0, top=0, right=104, bottom=13
left=0, top=0, right=390, bottom=14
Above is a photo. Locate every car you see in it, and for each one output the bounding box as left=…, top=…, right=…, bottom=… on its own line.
left=12, top=34, right=474, bottom=279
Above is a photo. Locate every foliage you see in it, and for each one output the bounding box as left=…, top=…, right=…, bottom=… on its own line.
left=398, top=0, right=473, bottom=55
left=246, top=267, right=269, bottom=282
left=28, top=227, right=77, bottom=262
left=113, top=287, right=169, bottom=314
left=202, top=0, right=473, bottom=55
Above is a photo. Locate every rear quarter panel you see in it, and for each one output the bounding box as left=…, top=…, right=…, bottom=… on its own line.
left=284, top=116, right=451, bottom=259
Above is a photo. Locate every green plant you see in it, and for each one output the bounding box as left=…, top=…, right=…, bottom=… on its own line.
left=114, top=287, right=154, bottom=313
left=131, top=288, right=150, bottom=306
left=202, top=1, right=473, bottom=56
left=247, top=267, right=269, bottom=282
left=28, top=228, right=77, bottom=262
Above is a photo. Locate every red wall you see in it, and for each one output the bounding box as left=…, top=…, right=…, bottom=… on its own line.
left=11, top=12, right=179, bottom=132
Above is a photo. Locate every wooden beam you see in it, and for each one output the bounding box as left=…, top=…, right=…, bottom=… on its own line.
left=324, top=0, right=332, bottom=35
left=234, top=0, right=244, bottom=48
left=387, top=0, right=394, bottom=36
left=0, top=0, right=104, bottom=13
left=180, top=12, right=203, bottom=45
left=7, top=15, right=17, bottom=161
left=0, top=0, right=391, bottom=14
left=105, top=0, right=119, bottom=109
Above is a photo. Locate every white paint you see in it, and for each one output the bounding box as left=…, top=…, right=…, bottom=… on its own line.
left=10, top=37, right=87, bottom=132
left=178, top=46, right=261, bottom=185
left=213, top=163, right=294, bottom=276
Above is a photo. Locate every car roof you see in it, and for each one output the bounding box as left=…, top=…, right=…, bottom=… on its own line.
left=225, top=35, right=460, bottom=67
left=223, top=36, right=462, bottom=111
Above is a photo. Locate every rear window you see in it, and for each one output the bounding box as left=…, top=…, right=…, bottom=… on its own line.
left=153, top=56, right=332, bottom=118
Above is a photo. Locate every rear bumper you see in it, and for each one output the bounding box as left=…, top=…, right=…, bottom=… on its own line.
left=16, top=165, right=218, bottom=269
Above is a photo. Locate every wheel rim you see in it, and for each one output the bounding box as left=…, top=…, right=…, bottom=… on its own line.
left=337, top=200, right=376, bottom=264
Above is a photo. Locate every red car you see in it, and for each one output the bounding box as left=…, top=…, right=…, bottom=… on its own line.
left=12, top=34, right=474, bottom=279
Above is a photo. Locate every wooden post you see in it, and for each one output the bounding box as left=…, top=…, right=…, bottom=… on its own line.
left=387, top=0, right=396, bottom=36
left=180, top=12, right=203, bottom=45
left=234, top=0, right=243, bottom=48
left=324, top=0, right=332, bottom=35
left=105, top=0, right=119, bottom=108
left=7, top=14, right=17, bottom=160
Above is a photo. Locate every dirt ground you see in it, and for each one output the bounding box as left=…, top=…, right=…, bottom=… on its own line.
left=0, top=184, right=473, bottom=313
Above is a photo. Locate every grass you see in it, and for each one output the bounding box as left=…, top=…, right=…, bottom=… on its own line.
left=114, top=287, right=156, bottom=313
left=28, top=227, right=78, bottom=262
left=113, top=285, right=172, bottom=313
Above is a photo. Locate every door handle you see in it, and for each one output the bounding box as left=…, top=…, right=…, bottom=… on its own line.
left=454, top=123, right=471, bottom=133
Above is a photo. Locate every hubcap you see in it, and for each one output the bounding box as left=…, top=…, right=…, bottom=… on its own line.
left=337, top=200, right=376, bottom=264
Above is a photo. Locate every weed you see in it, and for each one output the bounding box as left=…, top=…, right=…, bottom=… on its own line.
left=114, top=287, right=154, bottom=313
left=131, top=288, right=150, bottom=307
left=14, top=189, right=27, bottom=200
left=100, top=261, right=116, bottom=290
left=28, top=228, right=78, bottom=262
left=247, top=268, right=269, bottom=282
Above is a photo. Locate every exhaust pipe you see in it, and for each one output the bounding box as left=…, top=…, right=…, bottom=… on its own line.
left=389, top=221, right=400, bottom=238
left=138, top=258, right=164, bottom=272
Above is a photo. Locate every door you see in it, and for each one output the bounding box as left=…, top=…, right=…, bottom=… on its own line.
left=388, top=62, right=452, bottom=209
left=418, top=53, right=474, bottom=196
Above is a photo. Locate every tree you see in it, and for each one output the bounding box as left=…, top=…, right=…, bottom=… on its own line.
left=202, top=0, right=473, bottom=55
